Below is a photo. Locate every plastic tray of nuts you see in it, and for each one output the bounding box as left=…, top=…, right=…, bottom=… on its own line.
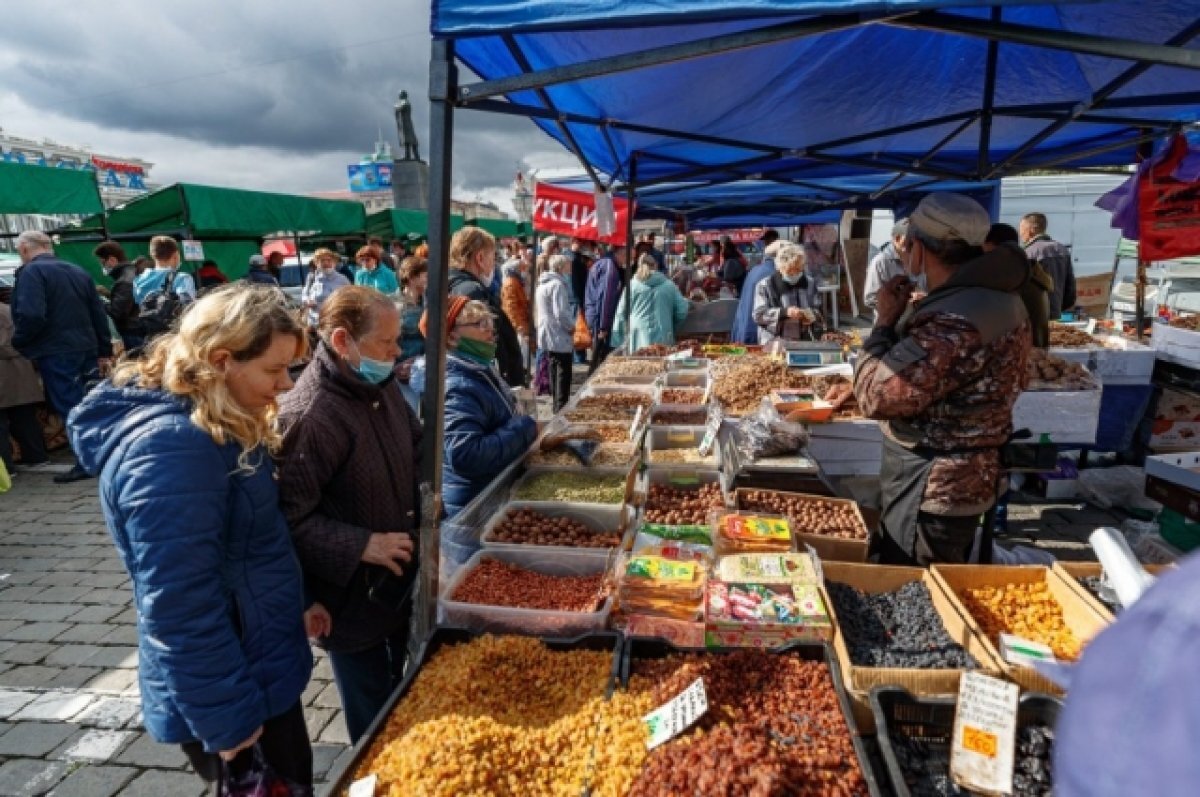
left=619, top=637, right=885, bottom=797
left=324, top=626, right=623, bottom=796
left=511, top=465, right=637, bottom=510
left=644, top=426, right=721, bottom=470
left=480, top=501, right=633, bottom=555
left=870, top=686, right=1062, bottom=797
left=438, top=547, right=617, bottom=637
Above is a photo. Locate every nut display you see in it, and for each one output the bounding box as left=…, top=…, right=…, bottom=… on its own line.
left=1170, top=314, right=1200, bottom=331
left=1048, top=323, right=1098, bottom=348
left=352, top=635, right=617, bottom=796
left=960, top=582, right=1082, bottom=661
left=1026, top=349, right=1098, bottom=391
left=647, top=448, right=715, bottom=466
left=893, top=719, right=1055, bottom=797
left=626, top=650, right=869, bottom=797
left=634, top=344, right=687, bottom=356
left=579, top=423, right=639, bottom=443
left=450, top=558, right=608, bottom=612
left=570, top=392, right=654, bottom=421
left=826, top=580, right=977, bottom=669
left=660, top=387, right=706, bottom=405
left=821, top=330, right=856, bottom=347
left=594, top=358, right=665, bottom=378
left=737, top=490, right=867, bottom=540
left=489, top=507, right=622, bottom=549
left=514, top=471, right=627, bottom=504
left=530, top=442, right=637, bottom=468
left=710, top=355, right=812, bottom=414
left=643, top=482, right=726, bottom=525
left=652, top=408, right=707, bottom=425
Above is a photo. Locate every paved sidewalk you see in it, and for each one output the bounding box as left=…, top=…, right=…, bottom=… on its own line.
left=0, top=467, right=351, bottom=796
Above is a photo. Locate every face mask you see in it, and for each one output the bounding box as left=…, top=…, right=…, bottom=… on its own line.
left=349, top=340, right=393, bottom=385
left=783, top=272, right=803, bottom=285
left=456, top=336, right=497, bottom=365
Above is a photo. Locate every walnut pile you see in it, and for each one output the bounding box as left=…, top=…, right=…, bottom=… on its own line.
left=1048, top=323, right=1098, bottom=348
left=1026, top=349, right=1098, bottom=391
left=710, top=355, right=810, bottom=414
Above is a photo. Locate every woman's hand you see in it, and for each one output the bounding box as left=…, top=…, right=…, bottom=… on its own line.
left=304, top=603, right=332, bottom=639
left=219, top=726, right=263, bottom=761
left=363, top=533, right=414, bottom=577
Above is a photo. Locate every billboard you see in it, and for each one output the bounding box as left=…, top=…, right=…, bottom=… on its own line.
left=348, top=163, right=393, bottom=193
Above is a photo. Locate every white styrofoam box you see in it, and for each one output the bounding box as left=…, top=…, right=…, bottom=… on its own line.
left=1152, top=320, right=1200, bottom=369
left=1012, top=387, right=1102, bottom=444
left=1094, top=337, right=1155, bottom=384
left=806, top=418, right=884, bottom=443
left=1042, top=477, right=1079, bottom=500
left=806, top=436, right=882, bottom=467
left=1145, top=451, right=1200, bottom=492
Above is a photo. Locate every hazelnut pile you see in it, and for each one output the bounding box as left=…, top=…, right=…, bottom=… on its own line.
left=960, top=581, right=1083, bottom=661
left=660, top=387, right=705, bottom=405
left=1048, top=323, right=1097, bottom=348
left=450, top=558, right=608, bottom=613
left=643, top=482, right=726, bottom=525
left=737, top=491, right=867, bottom=540
left=1026, top=349, right=1097, bottom=391
left=489, top=507, right=622, bottom=549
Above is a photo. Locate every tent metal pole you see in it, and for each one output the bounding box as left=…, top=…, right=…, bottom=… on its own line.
left=891, top=11, right=1200, bottom=70
left=1010, top=126, right=1177, bottom=174
left=458, top=13, right=885, bottom=102
left=997, top=110, right=1181, bottom=129
left=865, top=114, right=978, bottom=198
left=600, top=124, right=626, bottom=187
left=623, top=155, right=637, bottom=349
left=805, top=110, right=978, bottom=154
left=804, top=152, right=975, bottom=182
left=977, top=7, right=1001, bottom=177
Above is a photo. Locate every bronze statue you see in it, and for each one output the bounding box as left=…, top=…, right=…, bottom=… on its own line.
left=394, top=91, right=420, bottom=161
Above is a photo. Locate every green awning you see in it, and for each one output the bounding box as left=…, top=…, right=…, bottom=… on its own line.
left=366, top=208, right=465, bottom=241
left=465, top=216, right=525, bottom=239
left=0, top=161, right=104, bottom=215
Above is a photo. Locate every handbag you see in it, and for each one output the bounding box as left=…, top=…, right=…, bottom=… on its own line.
left=533, top=351, right=551, bottom=396
left=220, top=745, right=310, bottom=797
left=573, top=310, right=592, bottom=350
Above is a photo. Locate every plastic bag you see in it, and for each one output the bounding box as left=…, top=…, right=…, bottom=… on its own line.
left=733, top=399, right=809, bottom=461
left=573, top=310, right=592, bottom=350
left=221, top=745, right=310, bottom=797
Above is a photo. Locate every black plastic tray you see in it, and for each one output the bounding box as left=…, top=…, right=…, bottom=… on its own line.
left=621, top=637, right=884, bottom=797
left=870, top=685, right=1062, bottom=797
left=322, top=626, right=623, bottom=796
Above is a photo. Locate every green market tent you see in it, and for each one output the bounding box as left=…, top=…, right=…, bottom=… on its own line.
left=366, top=208, right=465, bottom=242
left=465, top=217, right=526, bottom=239
left=0, top=161, right=104, bottom=216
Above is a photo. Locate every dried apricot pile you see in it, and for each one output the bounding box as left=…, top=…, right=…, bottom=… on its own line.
left=960, top=581, right=1082, bottom=661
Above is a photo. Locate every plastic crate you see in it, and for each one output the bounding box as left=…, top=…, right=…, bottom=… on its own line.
left=324, top=627, right=622, bottom=795
left=479, top=501, right=631, bottom=555
left=870, top=686, right=1061, bottom=797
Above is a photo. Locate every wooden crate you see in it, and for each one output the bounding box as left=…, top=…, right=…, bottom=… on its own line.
left=1052, top=561, right=1172, bottom=622
left=821, top=562, right=1002, bottom=733
left=733, top=488, right=869, bottom=563
left=930, top=565, right=1111, bottom=695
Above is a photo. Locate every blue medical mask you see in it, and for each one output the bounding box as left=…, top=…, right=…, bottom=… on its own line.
left=349, top=340, right=393, bottom=385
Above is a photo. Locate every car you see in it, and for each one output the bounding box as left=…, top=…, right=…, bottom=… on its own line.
left=0, top=254, right=21, bottom=290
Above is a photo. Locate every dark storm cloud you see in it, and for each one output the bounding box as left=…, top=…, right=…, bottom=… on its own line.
left=0, top=0, right=577, bottom=193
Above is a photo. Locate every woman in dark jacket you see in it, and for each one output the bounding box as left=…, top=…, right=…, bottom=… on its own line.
left=276, top=286, right=422, bottom=744
left=67, top=285, right=321, bottom=791
left=429, top=296, right=538, bottom=518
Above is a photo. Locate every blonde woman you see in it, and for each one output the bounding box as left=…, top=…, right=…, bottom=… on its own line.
left=610, top=253, right=689, bottom=353
left=446, top=226, right=525, bottom=386
left=67, top=284, right=326, bottom=792
left=300, top=247, right=350, bottom=327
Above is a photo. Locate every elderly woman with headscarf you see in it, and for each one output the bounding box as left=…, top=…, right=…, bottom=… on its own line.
left=850, top=192, right=1032, bottom=566
left=751, top=242, right=822, bottom=344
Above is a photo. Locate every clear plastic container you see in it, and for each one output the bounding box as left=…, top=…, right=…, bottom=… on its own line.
left=480, top=501, right=632, bottom=554
left=636, top=468, right=729, bottom=519
left=645, top=426, right=721, bottom=470
left=664, top=369, right=710, bottom=389
left=438, top=547, right=615, bottom=637
left=511, top=466, right=636, bottom=509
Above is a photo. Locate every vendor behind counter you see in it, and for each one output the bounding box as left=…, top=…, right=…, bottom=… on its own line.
left=849, top=192, right=1032, bottom=566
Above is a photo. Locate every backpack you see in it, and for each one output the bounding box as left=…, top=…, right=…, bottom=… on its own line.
left=138, top=270, right=184, bottom=337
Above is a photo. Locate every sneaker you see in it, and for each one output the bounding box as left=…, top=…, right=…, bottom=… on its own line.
left=53, top=465, right=93, bottom=484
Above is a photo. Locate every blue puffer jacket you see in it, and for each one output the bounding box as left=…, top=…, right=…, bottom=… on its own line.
left=68, top=381, right=312, bottom=753
left=442, top=354, right=537, bottom=518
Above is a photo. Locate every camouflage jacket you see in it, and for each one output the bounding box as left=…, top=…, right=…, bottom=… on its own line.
left=854, top=249, right=1032, bottom=515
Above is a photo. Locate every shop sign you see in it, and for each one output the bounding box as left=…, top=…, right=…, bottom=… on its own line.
left=533, top=182, right=631, bottom=245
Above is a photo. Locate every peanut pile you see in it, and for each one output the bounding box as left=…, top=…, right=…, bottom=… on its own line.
left=450, top=559, right=608, bottom=613
left=352, top=635, right=620, bottom=797
left=738, top=490, right=866, bottom=540
left=488, top=507, right=622, bottom=549
left=626, top=651, right=869, bottom=797
left=1026, top=349, right=1097, bottom=391
left=660, top=388, right=705, bottom=405
left=960, top=581, right=1083, bottom=661
left=643, top=482, right=726, bottom=525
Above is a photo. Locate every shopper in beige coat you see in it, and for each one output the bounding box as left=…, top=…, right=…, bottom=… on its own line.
left=0, top=297, right=49, bottom=474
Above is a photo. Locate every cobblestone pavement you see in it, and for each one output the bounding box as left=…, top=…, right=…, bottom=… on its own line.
left=0, top=466, right=352, bottom=796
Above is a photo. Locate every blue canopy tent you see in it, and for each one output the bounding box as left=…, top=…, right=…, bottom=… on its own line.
left=416, top=1, right=1200, bottom=578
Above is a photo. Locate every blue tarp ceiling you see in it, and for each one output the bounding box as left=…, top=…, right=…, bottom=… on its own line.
left=437, top=1, right=1200, bottom=187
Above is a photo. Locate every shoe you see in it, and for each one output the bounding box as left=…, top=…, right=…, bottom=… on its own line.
left=53, top=466, right=93, bottom=484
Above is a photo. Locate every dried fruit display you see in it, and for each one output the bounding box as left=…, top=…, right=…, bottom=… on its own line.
left=660, top=387, right=706, bottom=405
left=647, top=448, right=715, bottom=466
left=450, top=558, right=608, bottom=612
left=626, top=650, right=869, bottom=797
left=1170, top=314, right=1200, bottom=331
left=514, top=471, right=627, bottom=504
left=488, top=507, right=622, bottom=549
left=594, top=358, right=665, bottom=378
left=352, top=635, right=619, bottom=796
left=892, top=719, right=1055, bottom=797
left=643, top=482, right=726, bottom=525
left=710, top=355, right=812, bottom=414
left=1048, top=323, right=1098, bottom=348
left=826, top=581, right=977, bottom=669
left=529, top=442, right=637, bottom=468
left=738, top=490, right=867, bottom=540
left=959, top=582, right=1082, bottom=661
left=1025, top=349, right=1098, bottom=391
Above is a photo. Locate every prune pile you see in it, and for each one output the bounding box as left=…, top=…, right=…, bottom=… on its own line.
left=892, top=721, right=1055, bottom=797
left=1079, top=575, right=1122, bottom=614
left=826, top=581, right=977, bottom=669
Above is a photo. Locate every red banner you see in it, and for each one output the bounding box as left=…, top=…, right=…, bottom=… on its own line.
left=533, top=183, right=631, bottom=245
left=692, top=229, right=765, bottom=245
left=1139, top=135, right=1200, bottom=261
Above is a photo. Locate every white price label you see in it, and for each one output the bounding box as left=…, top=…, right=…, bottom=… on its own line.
left=667, top=348, right=695, bottom=361
left=951, top=671, right=1019, bottom=796
left=643, top=677, right=708, bottom=750
left=630, top=406, right=645, bottom=440
left=349, top=774, right=377, bottom=797
left=181, top=239, right=205, bottom=261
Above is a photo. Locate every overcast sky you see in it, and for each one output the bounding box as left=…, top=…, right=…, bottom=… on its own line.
left=0, top=0, right=580, bottom=215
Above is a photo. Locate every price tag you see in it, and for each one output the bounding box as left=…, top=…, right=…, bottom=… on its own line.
left=1086, top=318, right=1098, bottom=335
left=181, top=239, right=205, bottom=261
left=950, top=672, right=1019, bottom=796
left=642, top=677, right=708, bottom=750
left=697, top=405, right=723, bottom=457
left=630, top=406, right=644, bottom=440
left=667, top=348, right=695, bottom=361
left=999, top=633, right=1056, bottom=669
left=349, top=774, right=377, bottom=797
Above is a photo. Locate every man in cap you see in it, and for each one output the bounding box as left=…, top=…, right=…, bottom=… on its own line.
left=245, top=254, right=280, bottom=286
left=850, top=192, right=1032, bottom=566
left=863, top=219, right=924, bottom=320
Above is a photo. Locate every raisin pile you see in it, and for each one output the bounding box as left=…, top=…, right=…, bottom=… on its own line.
left=827, top=581, right=977, bottom=669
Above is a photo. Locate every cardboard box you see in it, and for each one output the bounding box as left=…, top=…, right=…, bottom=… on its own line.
left=930, top=565, right=1111, bottom=696
left=1012, top=387, right=1102, bottom=444
left=821, top=563, right=1003, bottom=733
left=1052, top=561, right=1172, bottom=623
left=1153, top=388, right=1200, bottom=422
left=733, top=488, right=869, bottom=563
left=1145, top=474, right=1200, bottom=522
left=1076, top=273, right=1114, bottom=317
